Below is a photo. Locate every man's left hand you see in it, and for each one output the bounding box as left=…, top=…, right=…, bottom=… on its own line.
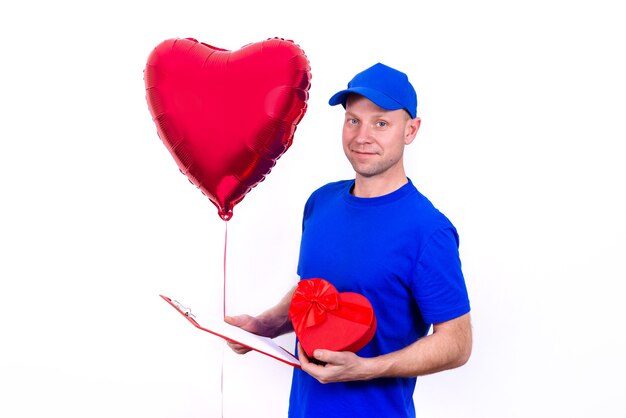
left=298, top=343, right=375, bottom=383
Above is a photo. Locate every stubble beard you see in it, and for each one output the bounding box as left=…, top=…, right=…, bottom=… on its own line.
left=349, top=155, right=401, bottom=179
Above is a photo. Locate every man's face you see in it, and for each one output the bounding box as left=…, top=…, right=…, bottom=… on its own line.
left=342, top=94, right=419, bottom=180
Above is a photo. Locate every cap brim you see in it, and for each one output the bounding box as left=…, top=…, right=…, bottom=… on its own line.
left=328, top=87, right=404, bottom=112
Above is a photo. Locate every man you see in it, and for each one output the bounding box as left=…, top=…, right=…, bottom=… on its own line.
left=226, top=63, right=472, bottom=417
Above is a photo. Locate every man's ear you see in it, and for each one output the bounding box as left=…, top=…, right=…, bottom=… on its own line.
left=405, top=117, right=421, bottom=145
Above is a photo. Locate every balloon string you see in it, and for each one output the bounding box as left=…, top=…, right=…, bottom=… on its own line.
left=221, top=220, right=227, bottom=418
left=221, top=344, right=225, bottom=418
left=223, top=220, right=228, bottom=317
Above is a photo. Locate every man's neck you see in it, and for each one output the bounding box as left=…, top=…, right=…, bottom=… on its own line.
left=352, top=173, right=409, bottom=198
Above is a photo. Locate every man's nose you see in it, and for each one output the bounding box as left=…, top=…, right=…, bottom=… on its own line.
left=354, top=124, right=373, bottom=143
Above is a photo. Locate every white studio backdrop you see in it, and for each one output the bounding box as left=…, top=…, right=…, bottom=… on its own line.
left=1, top=1, right=625, bottom=417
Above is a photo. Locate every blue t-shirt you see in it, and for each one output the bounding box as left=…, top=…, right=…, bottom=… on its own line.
left=288, top=179, right=470, bottom=418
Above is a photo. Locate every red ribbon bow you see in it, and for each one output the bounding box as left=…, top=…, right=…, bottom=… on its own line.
left=289, top=279, right=340, bottom=334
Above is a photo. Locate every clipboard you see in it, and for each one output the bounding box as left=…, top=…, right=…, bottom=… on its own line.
left=160, top=295, right=300, bottom=368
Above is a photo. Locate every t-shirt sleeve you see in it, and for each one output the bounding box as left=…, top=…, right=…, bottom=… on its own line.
left=412, top=227, right=471, bottom=324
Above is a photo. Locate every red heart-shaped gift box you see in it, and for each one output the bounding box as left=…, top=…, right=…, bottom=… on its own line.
left=288, top=278, right=377, bottom=358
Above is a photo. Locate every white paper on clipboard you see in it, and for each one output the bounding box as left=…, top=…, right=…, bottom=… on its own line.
left=160, top=295, right=300, bottom=368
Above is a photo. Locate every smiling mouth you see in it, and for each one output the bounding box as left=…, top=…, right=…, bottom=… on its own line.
left=352, top=150, right=378, bottom=157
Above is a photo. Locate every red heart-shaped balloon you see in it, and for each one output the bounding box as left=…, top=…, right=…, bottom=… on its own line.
left=289, top=278, right=377, bottom=358
left=144, top=38, right=311, bottom=220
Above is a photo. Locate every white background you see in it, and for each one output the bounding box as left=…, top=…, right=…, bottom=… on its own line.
left=1, top=1, right=625, bottom=417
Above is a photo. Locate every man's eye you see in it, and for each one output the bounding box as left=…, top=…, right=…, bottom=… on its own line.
left=376, top=121, right=387, bottom=128
left=348, top=118, right=359, bottom=125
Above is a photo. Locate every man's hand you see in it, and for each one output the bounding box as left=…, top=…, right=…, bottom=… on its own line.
left=224, top=314, right=271, bottom=354
left=224, top=286, right=297, bottom=355
left=298, top=343, right=374, bottom=383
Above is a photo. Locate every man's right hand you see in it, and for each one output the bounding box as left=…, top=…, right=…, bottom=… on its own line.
left=223, top=314, right=268, bottom=354
left=223, top=285, right=297, bottom=354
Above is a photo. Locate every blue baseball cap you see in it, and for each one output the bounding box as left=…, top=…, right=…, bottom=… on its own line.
left=328, top=63, right=417, bottom=118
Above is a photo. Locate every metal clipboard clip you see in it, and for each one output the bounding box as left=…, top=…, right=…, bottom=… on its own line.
left=170, top=299, right=197, bottom=321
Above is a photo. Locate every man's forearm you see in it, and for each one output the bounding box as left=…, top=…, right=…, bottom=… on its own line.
left=368, top=313, right=472, bottom=379
left=256, top=285, right=296, bottom=338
